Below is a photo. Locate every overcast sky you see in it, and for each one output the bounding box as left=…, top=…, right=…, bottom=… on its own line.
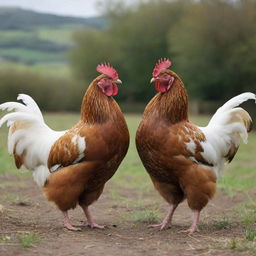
left=0, top=0, right=136, bottom=17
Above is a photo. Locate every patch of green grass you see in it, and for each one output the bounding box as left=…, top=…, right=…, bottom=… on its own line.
left=0, top=192, right=29, bottom=203
left=130, top=208, right=159, bottom=224
left=246, top=230, right=256, bottom=241
left=218, top=134, right=256, bottom=195
left=19, top=232, right=38, bottom=248
left=1, top=232, right=39, bottom=248
left=230, top=239, right=237, bottom=249
left=238, top=200, right=256, bottom=227
left=0, top=180, right=21, bottom=188
left=109, top=189, right=122, bottom=201
left=229, top=240, right=256, bottom=253
left=0, top=150, right=16, bottom=175
left=212, top=217, right=231, bottom=230
left=0, top=193, right=19, bottom=201
left=210, top=236, right=256, bottom=253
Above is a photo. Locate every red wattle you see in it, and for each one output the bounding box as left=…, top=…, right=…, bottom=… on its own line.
left=104, top=87, right=113, bottom=96
left=112, top=83, right=118, bottom=96
left=155, top=81, right=168, bottom=93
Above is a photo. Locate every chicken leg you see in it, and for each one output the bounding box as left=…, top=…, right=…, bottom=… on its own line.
left=180, top=210, right=200, bottom=234
left=148, top=204, right=178, bottom=230
left=81, top=206, right=105, bottom=229
left=63, top=211, right=81, bottom=231
left=187, top=210, right=200, bottom=233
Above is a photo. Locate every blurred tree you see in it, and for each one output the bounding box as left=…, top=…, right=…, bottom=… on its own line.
left=168, top=0, right=256, bottom=100
left=0, top=70, right=85, bottom=112
left=70, top=0, right=256, bottom=103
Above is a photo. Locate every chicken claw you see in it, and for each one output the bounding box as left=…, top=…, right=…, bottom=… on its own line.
left=148, top=222, right=169, bottom=230
left=179, top=210, right=200, bottom=234
left=179, top=225, right=200, bottom=234
left=88, top=222, right=105, bottom=229
left=63, top=211, right=81, bottom=231
left=148, top=204, right=178, bottom=231
left=82, top=206, right=105, bottom=229
left=64, top=223, right=82, bottom=231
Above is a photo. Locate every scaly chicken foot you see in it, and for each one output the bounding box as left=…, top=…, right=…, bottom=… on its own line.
left=148, top=204, right=178, bottom=230
left=82, top=206, right=105, bottom=229
left=180, top=210, right=200, bottom=234
left=63, top=211, right=81, bottom=231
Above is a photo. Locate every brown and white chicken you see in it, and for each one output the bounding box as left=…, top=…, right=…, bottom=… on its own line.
left=0, top=63, right=129, bottom=231
left=136, top=58, right=255, bottom=233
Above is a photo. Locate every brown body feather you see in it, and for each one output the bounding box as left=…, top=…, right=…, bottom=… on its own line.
left=225, top=108, right=252, bottom=162
left=44, top=74, right=129, bottom=212
left=136, top=70, right=216, bottom=211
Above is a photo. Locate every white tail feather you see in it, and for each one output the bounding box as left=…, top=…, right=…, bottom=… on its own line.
left=199, top=92, right=255, bottom=177
left=0, top=102, right=29, bottom=113
left=0, top=94, right=66, bottom=187
left=17, top=94, right=44, bottom=121
left=33, top=166, right=51, bottom=187
left=0, top=112, right=42, bottom=128
left=214, top=92, right=255, bottom=115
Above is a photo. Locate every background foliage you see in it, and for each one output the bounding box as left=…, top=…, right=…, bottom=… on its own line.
left=70, top=0, right=256, bottom=104
left=0, top=0, right=256, bottom=111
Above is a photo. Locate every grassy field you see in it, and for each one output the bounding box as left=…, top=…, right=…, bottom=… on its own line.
left=0, top=113, right=256, bottom=255
left=38, top=25, right=78, bottom=45
left=0, top=26, right=76, bottom=64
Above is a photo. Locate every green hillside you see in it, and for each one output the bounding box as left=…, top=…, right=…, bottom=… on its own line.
left=0, top=8, right=106, bottom=30
left=0, top=8, right=106, bottom=65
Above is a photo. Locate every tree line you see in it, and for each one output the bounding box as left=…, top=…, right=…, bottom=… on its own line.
left=70, top=0, right=256, bottom=103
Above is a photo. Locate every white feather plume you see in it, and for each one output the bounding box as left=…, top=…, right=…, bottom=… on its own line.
left=198, top=92, right=255, bottom=177
left=0, top=94, right=66, bottom=186
left=17, top=94, right=44, bottom=121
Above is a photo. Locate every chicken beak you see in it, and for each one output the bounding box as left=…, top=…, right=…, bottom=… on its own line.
left=150, top=77, right=156, bottom=83
left=115, top=79, right=122, bottom=85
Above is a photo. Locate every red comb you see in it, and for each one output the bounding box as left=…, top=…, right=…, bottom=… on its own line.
left=152, top=58, right=172, bottom=77
left=96, top=63, right=119, bottom=80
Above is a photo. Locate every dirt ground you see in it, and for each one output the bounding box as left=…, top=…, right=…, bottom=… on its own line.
left=0, top=174, right=255, bottom=256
